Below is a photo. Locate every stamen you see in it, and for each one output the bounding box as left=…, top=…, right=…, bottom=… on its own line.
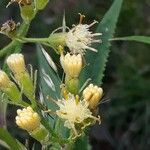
left=43, top=109, right=56, bottom=115
left=90, top=115, right=101, bottom=124
left=92, top=33, right=102, bottom=36
left=78, top=13, right=85, bottom=24
left=85, top=46, right=98, bottom=52
left=88, top=20, right=98, bottom=27
left=75, top=95, right=79, bottom=105
left=6, top=2, right=12, bottom=8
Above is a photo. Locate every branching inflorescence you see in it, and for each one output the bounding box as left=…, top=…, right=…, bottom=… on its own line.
left=0, top=0, right=104, bottom=148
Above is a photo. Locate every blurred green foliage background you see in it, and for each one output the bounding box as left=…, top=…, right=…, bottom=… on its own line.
left=0, top=0, right=150, bottom=149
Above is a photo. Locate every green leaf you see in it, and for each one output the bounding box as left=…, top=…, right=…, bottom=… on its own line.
left=80, top=0, right=123, bottom=86
left=37, top=45, right=71, bottom=142
left=73, top=136, right=91, bottom=150
left=0, top=128, right=25, bottom=150
left=77, top=0, right=123, bottom=149
left=111, top=36, right=150, bottom=44
left=37, top=44, right=61, bottom=102
left=36, top=44, right=61, bottom=125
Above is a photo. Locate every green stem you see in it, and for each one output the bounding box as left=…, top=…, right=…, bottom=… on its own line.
left=21, top=37, right=48, bottom=43
left=0, top=40, right=17, bottom=57
left=19, top=33, right=67, bottom=49
left=0, top=101, right=7, bottom=128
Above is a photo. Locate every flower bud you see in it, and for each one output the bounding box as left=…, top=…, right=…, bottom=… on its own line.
left=60, top=53, right=82, bottom=78
left=20, top=5, right=35, bottom=22
left=16, top=106, right=40, bottom=131
left=6, top=54, right=35, bottom=100
left=6, top=54, right=26, bottom=74
left=0, top=70, right=21, bottom=103
left=7, top=0, right=35, bottom=22
left=16, top=106, right=49, bottom=144
left=83, top=84, right=103, bottom=109
left=0, top=70, right=11, bottom=90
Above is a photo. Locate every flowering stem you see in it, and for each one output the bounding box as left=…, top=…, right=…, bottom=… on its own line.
left=20, top=37, right=48, bottom=43
left=19, top=33, right=67, bottom=50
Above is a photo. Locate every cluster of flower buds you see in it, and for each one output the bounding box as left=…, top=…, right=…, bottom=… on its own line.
left=16, top=106, right=49, bottom=144
left=0, top=11, right=104, bottom=142
left=0, top=53, right=36, bottom=107
left=55, top=15, right=104, bottom=138
left=0, top=53, right=49, bottom=144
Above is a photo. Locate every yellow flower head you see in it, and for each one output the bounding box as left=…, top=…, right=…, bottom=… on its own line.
left=6, top=53, right=26, bottom=74
left=83, top=84, right=103, bottom=109
left=60, top=53, right=82, bottom=78
left=16, top=106, right=41, bottom=132
left=56, top=94, right=100, bottom=138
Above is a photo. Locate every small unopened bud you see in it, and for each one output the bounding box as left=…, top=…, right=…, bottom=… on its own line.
left=6, top=54, right=26, bottom=74
left=6, top=54, right=35, bottom=100
left=0, top=70, right=11, bottom=90
left=16, top=106, right=40, bottom=131
left=20, top=5, right=35, bottom=22
left=83, top=84, right=103, bottom=109
left=16, top=106, right=49, bottom=144
left=60, top=53, right=82, bottom=78
left=0, top=70, right=21, bottom=103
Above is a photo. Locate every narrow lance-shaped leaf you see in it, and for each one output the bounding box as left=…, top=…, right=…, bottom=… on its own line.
left=111, top=36, right=150, bottom=44
left=77, top=0, right=123, bottom=149
left=37, top=44, right=61, bottom=128
left=80, top=0, right=123, bottom=86
left=37, top=44, right=69, bottom=141
left=37, top=44, right=61, bottom=109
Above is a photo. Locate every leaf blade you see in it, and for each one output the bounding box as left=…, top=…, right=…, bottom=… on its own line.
left=80, top=0, right=123, bottom=86
left=37, top=44, right=61, bottom=106
left=111, top=36, right=150, bottom=44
